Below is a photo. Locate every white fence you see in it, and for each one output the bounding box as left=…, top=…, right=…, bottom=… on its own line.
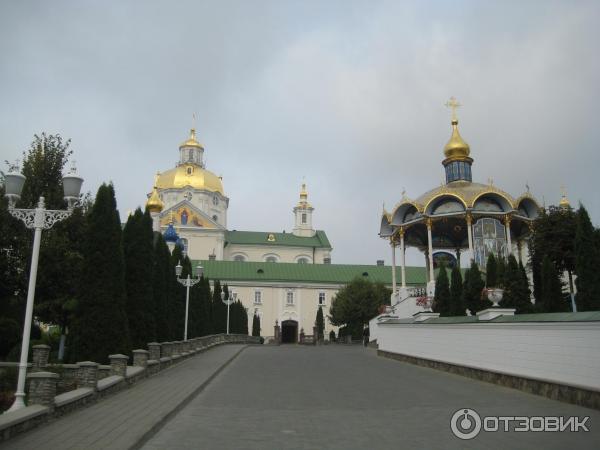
left=374, top=317, right=600, bottom=392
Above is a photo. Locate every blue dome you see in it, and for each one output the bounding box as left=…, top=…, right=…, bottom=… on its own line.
left=175, top=237, right=185, bottom=249
left=163, top=223, right=179, bottom=243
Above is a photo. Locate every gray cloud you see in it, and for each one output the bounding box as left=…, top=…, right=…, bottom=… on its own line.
left=1, top=0, right=598, bottom=265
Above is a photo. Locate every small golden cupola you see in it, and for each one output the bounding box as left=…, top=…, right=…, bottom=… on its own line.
left=179, top=128, right=204, bottom=149
left=559, top=185, right=571, bottom=209
left=442, top=97, right=473, bottom=183
left=298, top=183, right=311, bottom=208
left=146, top=173, right=164, bottom=213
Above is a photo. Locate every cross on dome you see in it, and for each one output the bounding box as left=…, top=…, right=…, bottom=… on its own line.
left=445, top=96, right=461, bottom=122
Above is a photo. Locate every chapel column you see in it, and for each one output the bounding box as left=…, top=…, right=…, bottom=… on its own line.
left=400, top=228, right=406, bottom=288
left=504, top=215, right=513, bottom=256
left=426, top=219, right=435, bottom=282
left=466, top=213, right=474, bottom=264
left=390, top=237, right=397, bottom=296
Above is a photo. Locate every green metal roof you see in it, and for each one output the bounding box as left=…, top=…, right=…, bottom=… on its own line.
left=490, top=311, right=600, bottom=323
left=225, top=230, right=332, bottom=249
left=383, top=311, right=600, bottom=324
left=194, top=260, right=427, bottom=286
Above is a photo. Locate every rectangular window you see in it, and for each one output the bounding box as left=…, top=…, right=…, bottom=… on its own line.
left=254, top=290, right=262, bottom=304
left=301, top=213, right=307, bottom=224
left=231, top=292, right=238, bottom=301
left=286, top=291, right=294, bottom=305
left=318, top=292, right=326, bottom=306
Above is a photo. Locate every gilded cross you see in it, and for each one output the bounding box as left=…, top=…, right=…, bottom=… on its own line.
left=445, top=96, right=461, bottom=121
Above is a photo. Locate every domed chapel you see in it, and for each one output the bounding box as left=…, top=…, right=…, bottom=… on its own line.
left=379, top=98, right=541, bottom=308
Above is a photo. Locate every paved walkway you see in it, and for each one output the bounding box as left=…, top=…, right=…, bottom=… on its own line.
left=1, top=344, right=247, bottom=450
left=143, top=345, right=600, bottom=450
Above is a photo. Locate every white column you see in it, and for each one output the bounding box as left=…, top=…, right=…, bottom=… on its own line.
left=400, top=230, right=406, bottom=288
left=391, top=238, right=397, bottom=295
left=151, top=211, right=160, bottom=233
left=466, top=214, right=474, bottom=264
left=505, top=216, right=513, bottom=256
left=427, top=219, right=434, bottom=282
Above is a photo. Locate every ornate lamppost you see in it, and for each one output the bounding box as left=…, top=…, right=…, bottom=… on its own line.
left=3, top=161, right=83, bottom=412
left=221, top=289, right=234, bottom=334
left=175, top=262, right=203, bottom=341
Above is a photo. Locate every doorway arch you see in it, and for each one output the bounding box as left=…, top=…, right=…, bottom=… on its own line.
left=281, top=320, right=298, bottom=344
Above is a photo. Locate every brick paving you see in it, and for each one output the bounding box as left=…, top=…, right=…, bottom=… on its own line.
left=142, top=345, right=600, bottom=450
left=1, top=344, right=247, bottom=450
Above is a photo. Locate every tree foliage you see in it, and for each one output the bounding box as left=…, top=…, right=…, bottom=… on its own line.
left=449, top=265, right=464, bottom=316
left=123, top=208, right=156, bottom=349
left=315, top=306, right=325, bottom=338
left=252, top=312, right=261, bottom=337
left=68, top=183, right=130, bottom=363
left=153, top=234, right=172, bottom=342
left=529, top=205, right=577, bottom=303
left=462, top=261, right=488, bottom=315
left=485, top=253, right=498, bottom=287
left=574, top=205, right=600, bottom=311
left=538, top=255, right=568, bottom=313
left=329, top=277, right=390, bottom=337
left=500, top=255, right=532, bottom=313
left=432, top=264, right=451, bottom=316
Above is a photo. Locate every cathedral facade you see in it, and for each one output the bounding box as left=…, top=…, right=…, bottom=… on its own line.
left=144, top=128, right=423, bottom=341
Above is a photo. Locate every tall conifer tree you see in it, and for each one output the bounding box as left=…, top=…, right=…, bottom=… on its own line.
left=69, top=183, right=130, bottom=363
left=539, top=255, right=567, bottom=312
left=462, top=261, right=487, bottom=314
left=153, top=234, right=172, bottom=342
left=315, top=306, right=325, bottom=339
left=485, top=253, right=498, bottom=287
left=432, top=263, right=451, bottom=316
left=123, top=208, right=156, bottom=349
left=574, top=205, right=600, bottom=311
left=450, top=266, right=464, bottom=316
left=252, top=312, right=261, bottom=337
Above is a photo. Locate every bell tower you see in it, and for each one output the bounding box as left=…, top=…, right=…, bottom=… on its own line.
left=293, top=183, right=315, bottom=237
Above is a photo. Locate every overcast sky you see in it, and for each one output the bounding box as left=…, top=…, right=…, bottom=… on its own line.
left=1, top=0, right=599, bottom=265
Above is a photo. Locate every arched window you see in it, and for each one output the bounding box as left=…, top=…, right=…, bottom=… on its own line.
left=234, top=255, right=246, bottom=262
left=266, top=256, right=277, bottom=263
left=297, top=257, right=309, bottom=264
left=473, top=218, right=507, bottom=269
left=179, top=238, right=188, bottom=253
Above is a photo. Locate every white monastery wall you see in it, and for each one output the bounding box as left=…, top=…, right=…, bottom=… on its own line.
left=223, top=283, right=339, bottom=337
left=224, top=245, right=330, bottom=264
left=182, top=230, right=225, bottom=261
left=375, top=321, right=600, bottom=391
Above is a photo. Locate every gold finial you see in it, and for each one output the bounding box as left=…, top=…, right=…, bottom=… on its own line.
left=443, top=97, right=470, bottom=161
left=559, top=185, right=570, bottom=208
left=445, top=96, right=461, bottom=123
left=154, top=171, right=161, bottom=187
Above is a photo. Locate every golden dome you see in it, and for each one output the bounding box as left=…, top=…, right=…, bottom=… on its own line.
left=559, top=189, right=570, bottom=208
left=179, top=128, right=204, bottom=149
left=443, top=119, right=470, bottom=161
left=146, top=186, right=164, bottom=213
left=156, top=165, right=224, bottom=194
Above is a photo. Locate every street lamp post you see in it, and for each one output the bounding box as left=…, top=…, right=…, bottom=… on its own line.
left=4, top=161, right=83, bottom=413
left=221, top=289, right=234, bottom=334
left=175, top=262, right=203, bottom=341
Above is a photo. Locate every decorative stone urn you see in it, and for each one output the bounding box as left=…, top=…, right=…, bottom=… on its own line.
left=486, top=288, right=504, bottom=307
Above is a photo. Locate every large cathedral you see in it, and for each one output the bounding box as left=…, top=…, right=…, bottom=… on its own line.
left=144, top=128, right=418, bottom=342
left=145, top=128, right=332, bottom=264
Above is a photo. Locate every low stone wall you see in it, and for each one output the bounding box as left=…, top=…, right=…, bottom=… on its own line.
left=0, top=334, right=260, bottom=442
